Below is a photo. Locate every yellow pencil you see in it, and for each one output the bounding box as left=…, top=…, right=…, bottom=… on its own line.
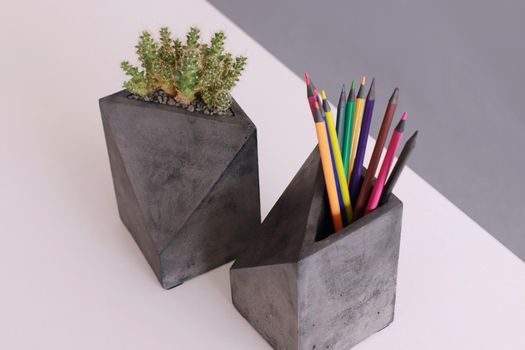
left=321, top=90, right=353, bottom=222
left=313, top=102, right=344, bottom=231
left=349, top=76, right=367, bottom=181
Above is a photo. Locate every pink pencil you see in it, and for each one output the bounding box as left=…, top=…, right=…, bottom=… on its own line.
left=305, top=72, right=319, bottom=117
left=365, top=112, right=407, bottom=214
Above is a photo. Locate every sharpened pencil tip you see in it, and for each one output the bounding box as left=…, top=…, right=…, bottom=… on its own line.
left=306, top=79, right=315, bottom=97
left=357, top=78, right=366, bottom=99
left=407, top=131, right=418, bottom=148
left=321, top=91, right=331, bottom=112
left=338, top=85, right=347, bottom=107
left=313, top=102, right=324, bottom=122
left=347, top=81, right=356, bottom=102
left=305, top=72, right=311, bottom=85
left=395, top=114, right=406, bottom=132
left=367, top=78, right=376, bottom=100
left=390, top=88, right=399, bottom=104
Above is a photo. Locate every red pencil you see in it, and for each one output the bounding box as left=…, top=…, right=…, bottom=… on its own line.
left=365, top=113, right=407, bottom=213
left=305, top=72, right=319, bottom=117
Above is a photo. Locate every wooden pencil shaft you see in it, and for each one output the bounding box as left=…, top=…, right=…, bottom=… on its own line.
left=349, top=97, right=365, bottom=181
left=349, top=80, right=375, bottom=203
left=350, top=99, right=375, bottom=203
left=379, top=131, right=417, bottom=205
left=365, top=117, right=406, bottom=213
left=336, top=86, right=347, bottom=151
left=342, top=84, right=356, bottom=179
left=353, top=88, right=398, bottom=219
left=323, top=94, right=354, bottom=222
left=322, top=106, right=347, bottom=224
left=315, top=121, right=344, bottom=231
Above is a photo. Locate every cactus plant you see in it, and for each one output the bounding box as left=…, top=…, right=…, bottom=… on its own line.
left=121, top=27, right=247, bottom=113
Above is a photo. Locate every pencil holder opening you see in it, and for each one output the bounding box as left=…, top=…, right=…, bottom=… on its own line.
left=315, top=169, right=384, bottom=242
left=314, top=192, right=335, bottom=241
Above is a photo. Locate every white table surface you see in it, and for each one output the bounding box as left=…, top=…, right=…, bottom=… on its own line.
left=1, top=1, right=524, bottom=349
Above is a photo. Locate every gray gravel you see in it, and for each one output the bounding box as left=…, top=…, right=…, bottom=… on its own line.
left=127, top=90, right=233, bottom=116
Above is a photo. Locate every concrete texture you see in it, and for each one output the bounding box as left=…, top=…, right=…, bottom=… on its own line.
left=100, top=90, right=261, bottom=289
left=208, top=0, right=525, bottom=262
left=231, top=147, right=402, bottom=350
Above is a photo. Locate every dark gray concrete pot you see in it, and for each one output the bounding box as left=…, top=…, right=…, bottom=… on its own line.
left=100, top=90, right=260, bottom=289
left=230, top=147, right=402, bottom=350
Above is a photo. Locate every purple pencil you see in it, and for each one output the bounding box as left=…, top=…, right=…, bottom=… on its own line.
left=349, top=78, right=375, bottom=204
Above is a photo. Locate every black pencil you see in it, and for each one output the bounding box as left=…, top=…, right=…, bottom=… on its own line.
left=379, top=131, right=418, bottom=205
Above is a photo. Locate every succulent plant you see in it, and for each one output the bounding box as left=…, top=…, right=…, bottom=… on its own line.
left=121, top=27, right=247, bottom=113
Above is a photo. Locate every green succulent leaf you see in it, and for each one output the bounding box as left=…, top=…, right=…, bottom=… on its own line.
left=120, top=27, right=246, bottom=112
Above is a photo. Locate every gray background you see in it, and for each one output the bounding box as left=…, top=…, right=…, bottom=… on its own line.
left=208, top=0, right=525, bottom=261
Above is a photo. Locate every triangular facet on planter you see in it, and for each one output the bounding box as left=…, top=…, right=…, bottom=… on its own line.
left=100, top=90, right=260, bottom=289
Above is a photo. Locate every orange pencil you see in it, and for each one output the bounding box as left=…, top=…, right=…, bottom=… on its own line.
left=312, top=102, right=344, bottom=231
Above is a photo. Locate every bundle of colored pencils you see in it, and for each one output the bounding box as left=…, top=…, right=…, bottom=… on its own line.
left=305, top=72, right=418, bottom=232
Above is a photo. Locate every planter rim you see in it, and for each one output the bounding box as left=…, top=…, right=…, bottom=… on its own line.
left=99, top=90, right=255, bottom=129
left=292, top=147, right=403, bottom=259
left=300, top=190, right=402, bottom=260
left=231, top=146, right=402, bottom=269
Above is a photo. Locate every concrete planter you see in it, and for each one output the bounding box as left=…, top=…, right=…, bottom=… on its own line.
left=230, top=147, right=402, bottom=350
left=100, top=90, right=260, bottom=289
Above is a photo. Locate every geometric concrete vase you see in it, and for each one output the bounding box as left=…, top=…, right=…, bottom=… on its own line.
left=100, top=90, right=261, bottom=289
left=230, top=146, right=402, bottom=350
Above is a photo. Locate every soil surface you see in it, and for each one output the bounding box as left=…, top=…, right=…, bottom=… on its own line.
left=127, top=90, right=234, bottom=116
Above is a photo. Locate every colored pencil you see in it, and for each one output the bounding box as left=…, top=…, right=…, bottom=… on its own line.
left=306, top=73, right=343, bottom=229
left=353, top=88, right=399, bottom=219
left=318, top=93, right=347, bottom=225
left=342, top=81, right=356, bottom=179
left=305, top=72, right=318, bottom=117
left=312, top=102, right=344, bottom=231
left=322, top=90, right=353, bottom=223
left=349, top=77, right=367, bottom=181
left=349, top=78, right=375, bottom=204
left=336, top=85, right=347, bottom=151
left=379, top=131, right=418, bottom=206
left=365, top=113, right=406, bottom=214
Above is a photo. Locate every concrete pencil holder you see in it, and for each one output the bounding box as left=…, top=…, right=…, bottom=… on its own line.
left=230, top=146, right=402, bottom=350
left=100, top=90, right=260, bottom=289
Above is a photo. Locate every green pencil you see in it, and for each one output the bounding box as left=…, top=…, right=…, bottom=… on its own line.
left=342, top=80, right=356, bottom=179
